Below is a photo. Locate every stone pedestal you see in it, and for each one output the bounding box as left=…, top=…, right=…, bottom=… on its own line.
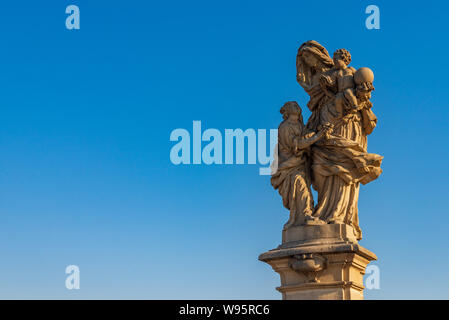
left=259, top=224, right=377, bottom=300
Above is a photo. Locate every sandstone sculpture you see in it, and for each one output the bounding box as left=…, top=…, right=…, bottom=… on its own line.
left=259, top=40, right=383, bottom=300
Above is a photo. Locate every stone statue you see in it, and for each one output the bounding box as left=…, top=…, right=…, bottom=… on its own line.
left=273, top=40, right=383, bottom=240
left=260, top=40, right=382, bottom=300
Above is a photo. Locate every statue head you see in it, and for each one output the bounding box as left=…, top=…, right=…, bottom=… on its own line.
left=280, top=101, right=303, bottom=123
left=333, top=49, right=351, bottom=69
left=296, top=41, right=334, bottom=85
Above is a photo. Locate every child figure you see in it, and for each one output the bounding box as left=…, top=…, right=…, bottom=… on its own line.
left=319, top=48, right=358, bottom=117
left=271, top=101, right=332, bottom=229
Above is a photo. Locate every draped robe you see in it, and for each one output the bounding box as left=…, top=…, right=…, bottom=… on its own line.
left=309, top=100, right=383, bottom=240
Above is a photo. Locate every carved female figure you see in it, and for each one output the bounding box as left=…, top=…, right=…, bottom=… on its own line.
left=295, top=41, right=383, bottom=240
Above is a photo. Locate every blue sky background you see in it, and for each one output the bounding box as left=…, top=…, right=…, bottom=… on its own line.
left=0, top=0, right=448, bottom=299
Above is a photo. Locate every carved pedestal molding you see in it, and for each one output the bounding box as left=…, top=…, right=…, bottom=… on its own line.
left=259, top=224, right=377, bottom=300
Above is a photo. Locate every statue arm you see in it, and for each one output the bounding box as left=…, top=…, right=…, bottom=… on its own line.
left=294, top=131, right=323, bottom=150
left=320, top=73, right=336, bottom=89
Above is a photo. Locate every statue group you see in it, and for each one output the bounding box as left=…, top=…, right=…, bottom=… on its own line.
left=271, top=40, right=383, bottom=240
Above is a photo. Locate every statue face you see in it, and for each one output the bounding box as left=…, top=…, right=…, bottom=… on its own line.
left=289, top=112, right=300, bottom=122
left=333, top=52, right=346, bottom=69
left=303, top=52, right=318, bottom=68
left=334, top=59, right=346, bottom=69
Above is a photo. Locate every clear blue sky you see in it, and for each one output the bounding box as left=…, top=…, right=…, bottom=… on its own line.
left=0, top=0, right=448, bottom=299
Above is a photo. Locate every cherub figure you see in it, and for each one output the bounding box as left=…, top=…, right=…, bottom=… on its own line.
left=319, top=49, right=358, bottom=117
left=271, top=101, right=332, bottom=229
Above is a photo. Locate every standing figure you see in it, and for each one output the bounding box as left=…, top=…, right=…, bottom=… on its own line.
left=271, top=101, right=331, bottom=230
left=296, top=41, right=383, bottom=240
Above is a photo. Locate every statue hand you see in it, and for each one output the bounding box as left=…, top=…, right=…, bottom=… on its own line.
left=320, top=122, right=334, bottom=138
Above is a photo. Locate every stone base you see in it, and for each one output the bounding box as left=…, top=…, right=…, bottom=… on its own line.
left=259, top=224, right=377, bottom=300
left=281, top=223, right=359, bottom=248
